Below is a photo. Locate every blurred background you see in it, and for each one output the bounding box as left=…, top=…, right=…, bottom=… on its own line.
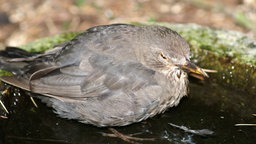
left=0, top=0, right=256, bottom=47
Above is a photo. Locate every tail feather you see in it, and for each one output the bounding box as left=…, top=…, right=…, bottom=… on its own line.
left=0, top=47, right=37, bottom=58
left=0, top=47, right=36, bottom=74
left=0, top=46, right=57, bottom=76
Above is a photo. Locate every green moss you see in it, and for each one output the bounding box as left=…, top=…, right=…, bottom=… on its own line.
left=75, top=0, right=86, bottom=7
left=190, top=47, right=256, bottom=95
left=0, top=70, right=12, bottom=77
left=20, top=32, right=80, bottom=53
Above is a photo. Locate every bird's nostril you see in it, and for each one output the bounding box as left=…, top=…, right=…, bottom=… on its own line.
left=177, top=71, right=181, bottom=78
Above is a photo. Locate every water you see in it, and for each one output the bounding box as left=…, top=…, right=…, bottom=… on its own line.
left=0, top=79, right=255, bottom=144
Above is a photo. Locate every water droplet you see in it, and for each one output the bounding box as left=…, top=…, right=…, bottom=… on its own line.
left=229, top=71, right=233, bottom=78
left=193, top=59, right=198, bottom=63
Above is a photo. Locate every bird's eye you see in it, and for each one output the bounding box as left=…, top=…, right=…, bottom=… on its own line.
left=160, top=52, right=167, bottom=60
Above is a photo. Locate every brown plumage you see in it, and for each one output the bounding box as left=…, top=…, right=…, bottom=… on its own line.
left=0, top=24, right=208, bottom=127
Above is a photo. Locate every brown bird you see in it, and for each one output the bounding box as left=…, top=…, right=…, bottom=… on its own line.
left=0, top=24, right=208, bottom=127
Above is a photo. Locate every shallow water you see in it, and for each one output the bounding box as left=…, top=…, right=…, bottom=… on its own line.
left=0, top=79, right=255, bottom=144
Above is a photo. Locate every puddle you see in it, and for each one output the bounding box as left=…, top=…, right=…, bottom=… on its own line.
left=0, top=79, right=255, bottom=144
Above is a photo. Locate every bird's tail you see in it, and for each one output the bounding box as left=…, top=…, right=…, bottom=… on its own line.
left=0, top=46, right=60, bottom=91
left=0, top=47, right=38, bottom=75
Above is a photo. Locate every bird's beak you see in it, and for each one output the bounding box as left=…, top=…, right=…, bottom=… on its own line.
left=178, top=60, right=209, bottom=80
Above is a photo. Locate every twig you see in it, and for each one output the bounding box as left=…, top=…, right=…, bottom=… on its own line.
left=7, top=136, right=71, bottom=144
left=101, top=128, right=155, bottom=144
left=235, top=124, right=256, bottom=126
left=169, top=123, right=214, bottom=136
left=30, top=96, right=38, bottom=108
left=0, top=100, right=9, bottom=114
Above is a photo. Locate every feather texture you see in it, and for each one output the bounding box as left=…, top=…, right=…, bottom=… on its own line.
left=0, top=24, right=190, bottom=126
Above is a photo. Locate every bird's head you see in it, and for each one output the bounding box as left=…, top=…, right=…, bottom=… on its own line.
left=137, top=25, right=209, bottom=80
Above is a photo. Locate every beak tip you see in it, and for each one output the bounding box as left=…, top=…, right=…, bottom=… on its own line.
left=199, top=68, right=209, bottom=78
left=179, top=61, right=210, bottom=80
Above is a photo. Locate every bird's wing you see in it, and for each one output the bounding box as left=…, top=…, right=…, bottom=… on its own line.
left=0, top=24, right=164, bottom=101
left=80, top=55, right=159, bottom=97
left=1, top=53, right=162, bottom=101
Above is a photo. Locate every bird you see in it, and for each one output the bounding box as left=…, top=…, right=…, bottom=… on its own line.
left=0, top=24, right=208, bottom=127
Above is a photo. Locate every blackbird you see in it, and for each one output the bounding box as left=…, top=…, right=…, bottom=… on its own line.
left=0, top=24, right=208, bottom=127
